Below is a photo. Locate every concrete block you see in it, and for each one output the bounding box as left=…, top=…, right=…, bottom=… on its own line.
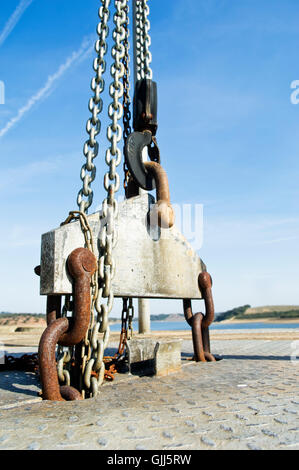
left=40, top=194, right=206, bottom=299
left=154, top=340, right=182, bottom=376
left=126, top=338, right=157, bottom=375
left=126, top=337, right=182, bottom=376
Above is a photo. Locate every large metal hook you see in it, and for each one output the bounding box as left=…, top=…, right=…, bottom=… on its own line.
left=125, top=130, right=156, bottom=191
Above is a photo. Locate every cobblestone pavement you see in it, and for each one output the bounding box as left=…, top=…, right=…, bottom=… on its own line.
left=0, top=337, right=298, bottom=450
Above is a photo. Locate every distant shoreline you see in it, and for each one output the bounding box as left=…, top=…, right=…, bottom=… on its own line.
left=1, top=313, right=298, bottom=326
left=216, top=317, right=299, bottom=324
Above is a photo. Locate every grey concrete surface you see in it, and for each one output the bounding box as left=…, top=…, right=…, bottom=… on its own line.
left=0, top=337, right=298, bottom=450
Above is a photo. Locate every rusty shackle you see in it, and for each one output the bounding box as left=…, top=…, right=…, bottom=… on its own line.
left=38, top=247, right=97, bottom=401
left=182, top=271, right=216, bottom=363
left=144, top=161, right=175, bottom=229
left=198, top=271, right=214, bottom=328
left=59, top=248, right=97, bottom=347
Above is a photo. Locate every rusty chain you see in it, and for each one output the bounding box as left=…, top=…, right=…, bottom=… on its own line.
left=118, top=298, right=135, bottom=356
left=0, top=354, right=39, bottom=373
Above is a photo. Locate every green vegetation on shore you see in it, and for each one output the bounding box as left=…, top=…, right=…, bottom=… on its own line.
left=215, top=305, right=250, bottom=322
left=215, top=305, right=299, bottom=322
left=150, top=314, right=184, bottom=321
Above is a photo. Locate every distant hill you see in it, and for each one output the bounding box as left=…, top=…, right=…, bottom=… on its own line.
left=2, top=305, right=298, bottom=326
left=150, top=314, right=184, bottom=322
left=0, top=312, right=121, bottom=325
left=0, top=313, right=45, bottom=328
left=215, top=305, right=250, bottom=322
left=245, top=306, right=299, bottom=315
left=215, top=305, right=299, bottom=322
left=0, top=312, right=44, bottom=318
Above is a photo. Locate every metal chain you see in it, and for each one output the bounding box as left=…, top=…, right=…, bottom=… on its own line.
left=61, top=0, right=128, bottom=399
left=135, top=0, right=145, bottom=81
left=122, top=2, right=131, bottom=142
left=118, top=297, right=128, bottom=355
left=59, top=0, right=139, bottom=399
left=141, top=0, right=152, bottom=79
left=127, top=298, right=134, bottom=340
left=118, top=298, right=134, bottom=355
left=122, top=1, right=132, bottom=191
left=83, top=0, right=128, bottom=398
left=134, top=0, right=152, bottom=81
left=77, top=0, right=111, bottom=214
left=56, top=294, right=73, bottom=388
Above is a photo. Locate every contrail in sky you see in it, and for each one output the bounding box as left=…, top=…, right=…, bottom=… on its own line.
left=0, top=38, right=93, bottom=139
left=0, top=0, right=34, bottom=47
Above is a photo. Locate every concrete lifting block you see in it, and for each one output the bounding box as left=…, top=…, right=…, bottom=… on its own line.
left=126, top=338, right=157, bottom=375
left=154, top=340, right=182, bottom=377
left=40, top=194, right=206, bottom=299
left=126, top=338, right=182, bottom=376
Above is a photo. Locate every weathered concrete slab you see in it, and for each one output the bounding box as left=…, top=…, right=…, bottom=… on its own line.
left=0, top=337, right=298, bottom=450
left=126, top=338, right=182, bottom=376
left=154, top=340, right=182, bottom=376
left=40, top=194, right=206, bottom=299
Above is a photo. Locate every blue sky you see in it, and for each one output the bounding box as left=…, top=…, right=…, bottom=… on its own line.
left=0, top=0, right=299, bottom=316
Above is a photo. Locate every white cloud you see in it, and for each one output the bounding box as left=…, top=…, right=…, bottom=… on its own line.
left=0, top=36, right=93, bottom=139
left=0, top=0, right=34, bottom=47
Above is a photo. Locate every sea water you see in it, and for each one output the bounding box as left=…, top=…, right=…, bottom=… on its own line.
left=109, top=320, right=299, bottom=332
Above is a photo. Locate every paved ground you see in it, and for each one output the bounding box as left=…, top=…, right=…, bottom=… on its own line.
left=0, top=335, right=298, bottom=450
